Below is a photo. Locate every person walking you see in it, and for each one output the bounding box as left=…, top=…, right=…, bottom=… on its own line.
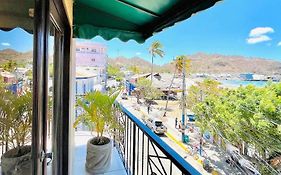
left=199, top=137, right=203, bottom=156
left=147, top=104, right=151, bottom=114
left=175, top=118, right=178, bottom=128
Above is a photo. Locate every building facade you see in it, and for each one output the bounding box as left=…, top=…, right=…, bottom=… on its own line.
left=76, top=42, right=107, bottom=67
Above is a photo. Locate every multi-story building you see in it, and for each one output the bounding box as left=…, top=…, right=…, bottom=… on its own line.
left=75, top=42, right=108, bottom=129
left=75, top=41, right=107, bottom=93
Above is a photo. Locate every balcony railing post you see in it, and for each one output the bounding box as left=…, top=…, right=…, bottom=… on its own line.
left=125, top=115, right=129, bottom=171
left=132, top=123, right=136, bottom=174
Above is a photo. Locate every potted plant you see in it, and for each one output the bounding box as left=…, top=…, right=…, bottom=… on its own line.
left=74, top=90, right=121, bottom=174
left=0, top=91, right=32, bottom=175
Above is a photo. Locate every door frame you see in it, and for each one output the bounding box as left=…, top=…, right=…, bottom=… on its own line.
left=32, top=0, right=71, bottom=174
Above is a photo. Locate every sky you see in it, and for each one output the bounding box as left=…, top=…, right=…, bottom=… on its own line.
left=0, top=0, right=281, bottom=65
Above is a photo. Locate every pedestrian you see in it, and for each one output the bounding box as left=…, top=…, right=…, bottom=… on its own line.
left=147, top=104, right=150, bottom=114
left=178, top=120, right=182, bottom=130
left=163, top=112, right=167, bottom=117
left=175, top=117, right=178, bottom=128
left=199, top=137, right=203, bottom=156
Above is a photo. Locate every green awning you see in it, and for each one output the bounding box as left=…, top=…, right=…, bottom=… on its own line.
left=0, top=1, right=34, bottom=32
left=74, top=0, right=221, bottom=43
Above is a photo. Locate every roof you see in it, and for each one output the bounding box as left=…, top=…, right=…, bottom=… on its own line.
left=131, top=73, right=160, bottom=79
left=76, top=41, right=106, bottom=49
left=73, top=0, right=221, bottom=43
left=0, top=71, right=15, bottom=78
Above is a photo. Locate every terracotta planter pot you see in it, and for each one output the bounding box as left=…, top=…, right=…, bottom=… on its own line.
left=1, top=145, right=31, bottom=175
left=85, top=137, right=112, bottom=174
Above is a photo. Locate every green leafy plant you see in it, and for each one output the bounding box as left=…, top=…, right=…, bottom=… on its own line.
left=74, top=91, right=122, bottom=145
left=187, top=80, right=281, bottom=172
left=0, top=90, right=32, bottom=149
left=107, top=65, right=124, bottom=79
left=135, top=78, right=163, bottom=100
left=0, top=60, right=17, bottom=72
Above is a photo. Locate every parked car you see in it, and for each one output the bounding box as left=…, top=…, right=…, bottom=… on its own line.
left=161, top=95, right=177, bottom=100
left=145, top=118, right=167, bottom=135
left=144, top=99, right=158, bottom=105
left=121, top=93, right=128, bottom=100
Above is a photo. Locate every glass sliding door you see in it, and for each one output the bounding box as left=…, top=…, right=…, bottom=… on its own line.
left=0, top=0, right=70, bottom=175
left=32, top=0, right=71, bottom=174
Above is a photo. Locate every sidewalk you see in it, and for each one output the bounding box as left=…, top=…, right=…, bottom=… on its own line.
left=159, top=113, right=243, bottom=175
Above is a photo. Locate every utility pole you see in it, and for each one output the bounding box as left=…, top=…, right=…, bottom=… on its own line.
left=181, top=58, right=186, bottom=142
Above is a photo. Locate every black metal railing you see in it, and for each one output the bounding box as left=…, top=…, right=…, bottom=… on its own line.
left=114, top=104, right=201, bottom=175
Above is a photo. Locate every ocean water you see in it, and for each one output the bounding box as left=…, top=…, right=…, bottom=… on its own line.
left=220, top=80, right=274, bottom=87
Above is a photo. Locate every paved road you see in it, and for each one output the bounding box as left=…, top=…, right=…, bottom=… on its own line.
left=119, top=96, right=243, bottom=175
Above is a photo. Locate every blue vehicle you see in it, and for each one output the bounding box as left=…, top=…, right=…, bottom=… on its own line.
left=187, top=113, right=196, bottom=122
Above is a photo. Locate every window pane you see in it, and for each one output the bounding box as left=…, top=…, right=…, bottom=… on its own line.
left=0, top=27, right=33, bottom=174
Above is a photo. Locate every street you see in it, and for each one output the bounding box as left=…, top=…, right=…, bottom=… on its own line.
left=118, top=96, right=244, bottom=175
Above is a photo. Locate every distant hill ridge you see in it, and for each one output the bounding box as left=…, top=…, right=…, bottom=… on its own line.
left=0, top=49, right=32, bottom=63
left=109, top=53, right=281, bottom=75
left=1, top=49, right=280, bottom=75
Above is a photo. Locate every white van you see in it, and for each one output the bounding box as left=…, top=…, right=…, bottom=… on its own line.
left=146, top=118, right=167, bottom=135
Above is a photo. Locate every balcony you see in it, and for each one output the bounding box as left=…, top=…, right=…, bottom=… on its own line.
left=72, top=104, right=201, bottom=175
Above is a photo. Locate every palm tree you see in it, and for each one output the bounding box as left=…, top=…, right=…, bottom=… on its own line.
left=164, top=55, right=190, bottom=111
left=149, top=41, right=164, bottom=84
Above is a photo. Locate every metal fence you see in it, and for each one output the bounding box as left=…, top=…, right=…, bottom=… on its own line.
left=114, top=104, right=201, bottom=175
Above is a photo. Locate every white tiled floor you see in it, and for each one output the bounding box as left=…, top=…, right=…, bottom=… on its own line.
left=73, top=131, right=127, bottom=175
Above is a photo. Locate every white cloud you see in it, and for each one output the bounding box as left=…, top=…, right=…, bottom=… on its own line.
left=247, top=35, right=271, bottom=44
left=277, top=42, right=281, bottom=46
left=136, top=52, right=141, bottom=56
left=249, top=27, right=274, bottom=37
left=247, top=27, right=274, bottom=44
left=1, top=42, right=11, bottom=46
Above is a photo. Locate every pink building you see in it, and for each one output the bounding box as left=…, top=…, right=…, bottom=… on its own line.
left=75, top=42, right=107, bottom=67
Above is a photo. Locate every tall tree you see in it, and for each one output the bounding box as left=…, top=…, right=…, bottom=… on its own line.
left=128, top=65, right=141, bottom=74
left=164, top=56, right=190, bottom=111
left=136, top=78, right=163, bottom=101
left=148, top=41, right=164, bottom=84
left=187, top=81, right=281, bottom=173
left=1, top=60, right=17, bottom=72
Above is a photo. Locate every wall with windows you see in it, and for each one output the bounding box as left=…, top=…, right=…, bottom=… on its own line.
left=75, top=42, right=107, bottom=67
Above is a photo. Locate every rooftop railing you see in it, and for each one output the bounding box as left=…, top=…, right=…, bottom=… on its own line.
left=114, top=104, right=201, bottom=175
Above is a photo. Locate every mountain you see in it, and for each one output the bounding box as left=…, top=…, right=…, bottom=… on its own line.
left=108, top=56, right=161, bottom=73
left=0, top=49, right=33, bottom=64
left=109, top=53, right=281, bottom=75
left=185, top=53, right=281, bottom=75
